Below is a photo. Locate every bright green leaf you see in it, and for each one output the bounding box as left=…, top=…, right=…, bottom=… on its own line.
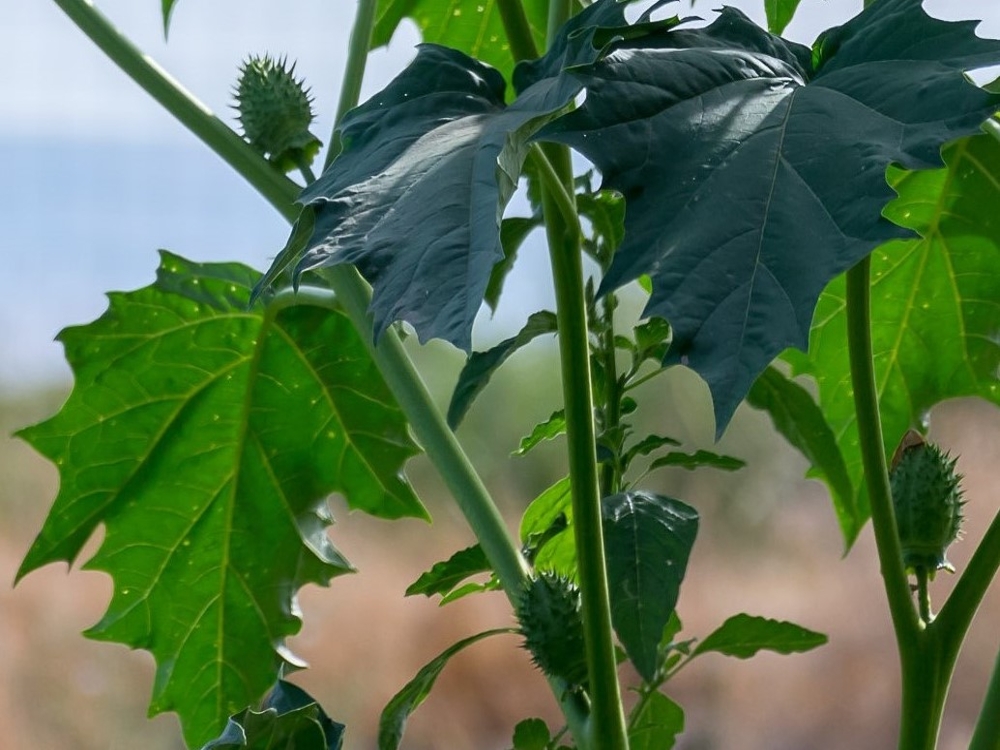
left=765, top=0, right=803, bottom=35
left=747, top=366, right=855, bottom=533
left=512, top=717, right=551, bottom=750
left=628, top=692, right=684, bottom=750
left=17, top=253, right=424, bottom=746
left=405, top=544, right=492, bottom=600
left=693, top=613, right=828, bottom=659
left=514, top=410, right=567, bottom=456
left=372, top=0, right=549, bottom=83
left=538, top=0, right=1000, bottom=434
left=449, top=311, right=558, bottom=428
left=519, top=477, right=576, bottom=578
left=789, top=133, right=1000, bottom=545
left=602, top=492, right=699, bottom=682
left=378, top=629, right=515, bottom=750
left=202, top=680, right=345, bottom=750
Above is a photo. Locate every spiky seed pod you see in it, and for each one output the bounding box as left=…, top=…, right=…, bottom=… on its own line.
left=890, top=430, right=965, bottom=576
left=233, top=54, right=321, bottom=173
left=517, top=573, right=588, bottom=689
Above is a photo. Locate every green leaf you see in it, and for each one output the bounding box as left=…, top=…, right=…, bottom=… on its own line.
left=765, top=0, right=803, bottom=35
left=789, top=133, right=1000, bottom=545
left=514, top=409, right=567, bottom=456
left=17, top=253, right=425, bottom=746
left=519, top=477, right=576, bottom=578
left=538, top=0, right=1000, bottom=434
left=632, top=318, right=671, bottom=365
left=405, top=544, right=492, bottom=600
left=648, top=450, right=746, bottom=473
left=693, top=614, right=828, bottom=659
left=628, top=692, right=684, bottom=750
left=202, top=681, right=345, bottom=750
left=602, top=492, right=699, bottom=682
left=162, top=0, right=177, bottom=36
left=268, top=0, right=674, bottom=352
left=372, top=0, right=549, bottom=83
left=378, top=629, right=515, bottom=750
left=747, top=366, right=856, bottom=537
left=623, top=434, right=681, bottom=473
left=486, top=215, right=544, bottom=312
left=512, top=718, right=551, bottom=750
left=448, top=311, right=558, bottom=428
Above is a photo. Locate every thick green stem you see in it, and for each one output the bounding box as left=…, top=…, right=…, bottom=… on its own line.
left=541, top=142, right=628, bottom=750
left=325, top=0, right=377, bottom=169
left=497, top=0, right=540, bottom=61
left=970, top=647, right=1000, bottom=750
left=898, top=633, right=949, bottom=750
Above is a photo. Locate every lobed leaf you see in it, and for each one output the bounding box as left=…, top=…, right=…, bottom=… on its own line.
left=602, top=492, right=699, bottom=682
left=405, top=544, right=492, bottom=600
left=17, top=253, right=424, bottom=746
left=787, top=133, right=1000, bottom=544
left=537, top=0, right=1000, bottom=434
left=693, top=613, right=827, bottom=659
left=514, top=409, right=567, bottom=456
left=648, top=450, right=746, bottom=473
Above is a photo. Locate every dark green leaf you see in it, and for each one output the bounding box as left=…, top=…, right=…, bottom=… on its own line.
left=379, top=629, right=515, bottom=750
left=649, top=450, right=745, bottom=473
left=765, top=0, right=803, bottom=35
left=448, top=311, right=558, bottom=428
left=628, top=692, right=684, bottom=750
left=202, top=681, right=345, bottom=750
left=519, top=477, right=576, bottom=578
left=693, top=614, right=828, bottom=659
left=602, top=492, right=699, bottom=681
left=372, top=0, right=549, bottom=83
left=788, top=133, right=1000, bottom=545
left=539, top=0, right=1000, bottom=434
left=624, top=435, right=682, bottom=470
left=17, top=253, right=424, bottom=746
left=513, top=410, right=567, bottom=456
left=405, top=544, right=491, bottom=600
left=162, top=0, right=177, bottom=36
left=512, top=718, right=551, bottom=750
left=747, top=366, right=856, bottom=536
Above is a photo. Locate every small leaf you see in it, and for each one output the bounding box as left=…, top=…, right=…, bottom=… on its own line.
left=486, top=216, right=544, bottom=312
left=448, top=311, right=558, bottom=428
left=202, top=681, right=345, bottom=750
left=162, top=0, right=178, bottom=36
left=693, top=614, right=828, bottom=659
left=649, top=450, right=746, bottom=473
left=765, top=0, right=804, bottom=35
left=633, top=318, right=671, bottom=364
left=512, top=718, right=551, bottom=750
left=378, top=629, right=515, bottom=750
left=628, top=692, right=684, bottom=750
left=519, top=477, right=576, bottom=578
left=623, top=435, right=682, bottom=473
left=747, top=367, right=856, bottom=538
left=602, top=493, right=699, bottom=681
left=405, top=544, right=492, bottom=600
left=514, top=410, right=567, bottom=456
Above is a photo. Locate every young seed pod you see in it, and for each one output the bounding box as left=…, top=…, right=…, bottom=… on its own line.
left=233, top=54, right=321, bottom=173
left=517, top=572, right=588, bottom=689
left=889, top=430, right=965, bottom=576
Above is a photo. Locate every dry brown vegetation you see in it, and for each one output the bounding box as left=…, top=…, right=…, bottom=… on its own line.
left=3, top=377, right=998, bottom=749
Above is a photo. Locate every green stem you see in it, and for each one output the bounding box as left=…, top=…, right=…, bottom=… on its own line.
left=915, top=567, right=932, bottom=625
left=845, top=258, right=920, bottom=643
left=897, top=632, right=949, bottom=750
left=52, top=0, right=298, bottom=222
left=325, top=0, right=377, bottom=169
left=599, top=294, right=622, bottom=498
left=541, top=142, right=628, bottom=750
left=497, top=0, right=540, bottom=62
left=970, top=647, right=1000, bottom=750
left=936, top=505, right=1000, bottom=667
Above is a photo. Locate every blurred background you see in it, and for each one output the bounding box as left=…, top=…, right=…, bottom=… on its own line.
left=3, top=1, right=1000, bottom=748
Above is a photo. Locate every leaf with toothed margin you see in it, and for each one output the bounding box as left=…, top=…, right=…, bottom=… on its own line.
left=17, top=253, right=424, bottom=747
left=536, top=0, right=1000, bottom=436
left=258, top=0, right=682, bottom=351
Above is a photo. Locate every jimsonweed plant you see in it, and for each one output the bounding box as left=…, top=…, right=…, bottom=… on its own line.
left=15, top=0, right=1000, bottom=748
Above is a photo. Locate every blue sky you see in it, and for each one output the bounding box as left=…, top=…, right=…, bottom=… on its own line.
left=2, top=0, right=998, bottom=391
